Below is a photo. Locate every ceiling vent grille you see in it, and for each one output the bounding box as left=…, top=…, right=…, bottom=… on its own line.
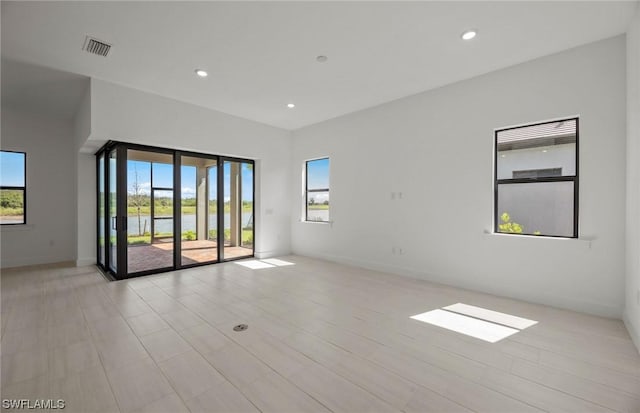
left=83, top=37, right=111, bottom=57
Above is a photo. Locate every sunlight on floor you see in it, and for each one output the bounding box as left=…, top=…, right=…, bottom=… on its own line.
left=443, top=303, right=538, bottom=329
left=261, top=258, right=295, bottom=266
left=410, top=303, right=538, bottom=343
left=234, top=258, right=295, bottom=269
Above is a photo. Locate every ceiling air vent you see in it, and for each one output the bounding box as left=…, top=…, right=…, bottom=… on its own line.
left=83, top=36, right=111, bottom=57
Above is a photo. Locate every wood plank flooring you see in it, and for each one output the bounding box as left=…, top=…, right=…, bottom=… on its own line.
left=1, top=256, right=638, bottom=412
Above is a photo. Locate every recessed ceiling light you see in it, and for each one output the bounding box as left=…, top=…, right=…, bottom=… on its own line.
left=542, top=149, right=548, bottom=153
left=461, top=30, right=477, bottom=40
left=195, top=69, right=208, bottom=78
left=287, top=103, right=295, bottom=108
left=316, top=55, right=328, bottom=63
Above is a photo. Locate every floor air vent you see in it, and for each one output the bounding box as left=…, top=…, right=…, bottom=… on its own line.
left=83, top=36, right=111, bottom=57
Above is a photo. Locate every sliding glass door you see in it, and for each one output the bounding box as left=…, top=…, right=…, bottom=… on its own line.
left=96, top=142, right=255, bottom=279
left=108, top=149, right=118, bottom=273
left=126, top=150, right=174, bottom=274
left=222, top=160, right=254, bottom=260
left=179, top=155, right=218, bottom=266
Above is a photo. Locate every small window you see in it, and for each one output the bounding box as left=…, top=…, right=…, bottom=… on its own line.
left=495, top=118, right=578, bottom=237
left=305, top=158, right=330, bottom=222
left=0, top=151, right=26, bottom=225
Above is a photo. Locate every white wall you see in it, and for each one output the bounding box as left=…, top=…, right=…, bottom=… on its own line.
left=86, top=79, right=292, bottom=259
left=625, top=5, right=640, bottom=351
left=1, top=109, right=77, bottom=268
left=75, top=153, right=95, bottom=266
left=73, top=83, right=95, bottom=266
left=292, top=36, right=627, bottom=318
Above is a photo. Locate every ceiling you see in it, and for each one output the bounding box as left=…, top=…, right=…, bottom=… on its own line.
left=1, top=59, right=89, bottom=120
left=1, top=1, right=637, bottom=130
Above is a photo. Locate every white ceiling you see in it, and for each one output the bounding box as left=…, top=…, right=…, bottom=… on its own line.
left=1, top=1, right=637, bottom=130
left=1, top=59, right=89, bottom=120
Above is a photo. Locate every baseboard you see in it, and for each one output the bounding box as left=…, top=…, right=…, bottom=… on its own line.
left=623, top=311, right=640, bottom=355
left=0, top=256, right=76, bottom=269
left=76, top=257, right=96, bottom=267
left=255, top=249, right=291, bottom=259
left=0, top=260, right=76, bottom=271
left=293, top=250, right=623, bottom=319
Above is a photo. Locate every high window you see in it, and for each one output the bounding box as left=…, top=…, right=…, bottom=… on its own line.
left=495, top=118, right=578, bottom=238
left=305, top=158, right=330, bottom=222
left=0, top=151, right=26, bottom=225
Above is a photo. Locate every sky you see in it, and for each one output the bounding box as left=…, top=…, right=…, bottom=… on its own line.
left=127, top=160, right=253, bottom=201
left=0, top=151, right=25, bottom=187
left=306, top=158, right=330, bottom=203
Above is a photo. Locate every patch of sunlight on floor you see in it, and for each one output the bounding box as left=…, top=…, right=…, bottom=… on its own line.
left=235, top=260, right=276, bottom=269
left=410, top=309, right=520, bottom=343
left=261, top=258, right=295, bottom=266
left=234, top=258, right=296, bottom=270
left=442, top=303, right=538, bottom=329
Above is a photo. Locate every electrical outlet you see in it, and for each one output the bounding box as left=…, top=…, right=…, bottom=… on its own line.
left=391, top=246, right=396, bottom=255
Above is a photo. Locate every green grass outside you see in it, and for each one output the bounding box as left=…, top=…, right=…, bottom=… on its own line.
left=0, top=207, right=23, bottom=216
left=128, top=229, right=253, bottom=245
left=127, top=204, right=253, bottom=216
left=308, top=204, right=329, bottom=210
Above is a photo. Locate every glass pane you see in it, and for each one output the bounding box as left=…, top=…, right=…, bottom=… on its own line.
left=208, top=166, right=217, bottom=242
left=152, top=162, right=173, bottom=188
left=223, top=162, right=231, bottom=246
left=307, top=158, right=330, bottom=190
left=109, top=150, right=117, bottom=272
left=223, top=161, right=253, bottom=259
left=307, top=191, right=330, bottom=222
left=0, top=189, right=24, bottom=224
left=0, top=151, right=25, bottom=187
left=497, top=181, right=575, bottom=237
left=180, top=155, right=218, bottom=266
left=126, top=150, right=173, bottom=274
left=181, top=164, right=197, bottom=240
left=241, top=163, right=254, bottom=249
left=154, top=189, right=173, bottom=218
left=98, top=155, right=105, bottom=266
left=497, top=119, right=576, bottom=180
left=127, top=159, right=151, bottom=246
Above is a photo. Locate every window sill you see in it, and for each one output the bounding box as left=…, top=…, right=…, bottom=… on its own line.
left=483, top=230, right=595, bottom=246
left=300, top=220, right=333, bottom=225
left=1, top=224, right=34, bottom=232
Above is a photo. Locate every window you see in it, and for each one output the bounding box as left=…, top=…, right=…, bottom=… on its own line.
left=0, top=151, right=26, bottom=225
left=495, top=118, right=578, bottom=237
left=305, top=158, right=330, bottom=222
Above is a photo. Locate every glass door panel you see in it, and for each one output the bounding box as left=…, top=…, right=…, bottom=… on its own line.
left=222, top=160, right=254, bottom=260
left=179, top=155, right=218, bottom=266
left=108, top=150, right=118, bottom=272
left=208, top=165, right=218, bottom=249
left=98, top=155, right=105, bottom=267
left=126, top=150, right=173, bottom=274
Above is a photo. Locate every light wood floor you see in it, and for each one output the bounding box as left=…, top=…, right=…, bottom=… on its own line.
left=1, top=256, right=639, bottom=412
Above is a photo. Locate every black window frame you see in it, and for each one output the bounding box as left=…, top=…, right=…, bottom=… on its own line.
left=494, top=117, right=579, bottom=238
left=305, top=157, right=330, bottom=223
left=0, top=150, right=27, bottom=225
